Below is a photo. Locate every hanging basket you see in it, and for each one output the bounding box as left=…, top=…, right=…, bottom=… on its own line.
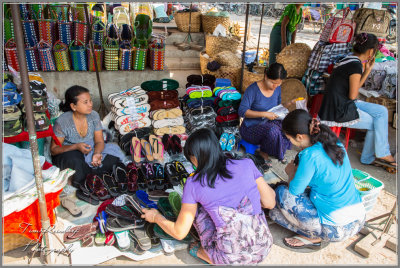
left=148, top=42, right=165, bottom=71
left=119, top=41, right=133, bottom=70
left=202, top=15, right=230, bottom=34
left=38, top=8, right=58, bottom=46
left=104, top=38, right=119, bottom=71
left=74, top=21, right=89, bottom=45
left=69, top=39, right=87, bottom=71
left=22, top=12, right=39, bottom=47
left=205, top=34, right=240, bottom=57
left=132, top=44, right=148, bottom=71
left=25, top=45, right=41, bottom=72
left=243, top=70, right=264, bottom=92
left=174, top=11, right=201, bottom=33
left=4, top=8, right=14, bottom=42
left=276, top=43, right=312, bottom=78
left=4, top=39, right=19, bottom=71
left=200, top=51, right=213, bottom=74
left=92, top=20, right=106, bottom=46
left=37, top=40, right=56, bottom=71
left=87, top=41, right=103, bottom=72
left=53, top=41, right=71, bottom=71
left=281, top=78, right=308, bottom=111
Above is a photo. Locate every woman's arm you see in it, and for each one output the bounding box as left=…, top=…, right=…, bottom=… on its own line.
left=245, top=110, right=278, bottom=120
left=93, top=130, right=105, bottom=155
left=50, top=137, right=76, bottom=155
left=280, top=16, right=290, bottom=49
left=349, top=58, right=375, bottom=100
left=291, top=27, right=297, bottom=44
left=142, top=203, right=197, bottom=240
left=256, top=177, right=276, bottom=209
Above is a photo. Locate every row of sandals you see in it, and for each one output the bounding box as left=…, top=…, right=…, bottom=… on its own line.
left=76, top=161, right=190, bottom=205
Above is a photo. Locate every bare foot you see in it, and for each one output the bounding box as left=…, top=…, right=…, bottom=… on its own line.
left=377, top=155, right=397, bottom=166
left=284, top=235, right=321, bottom=247
left=189, top=241, right=212, bottom=264
left=258, top=151, right=270, bottom=162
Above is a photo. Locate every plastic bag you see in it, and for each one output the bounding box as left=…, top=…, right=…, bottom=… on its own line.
left=295, top=97, right=308, bottom=111
left=267, top=104, right=289, bottom=120
left=213, top=24, right=227, bottom=37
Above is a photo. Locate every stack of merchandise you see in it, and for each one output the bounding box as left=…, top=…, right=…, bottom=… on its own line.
left=3, top=80, right=23, bottom=137
left=108, top=87, right=151, bottom=135
left=212, top=86, right=241, bottom=127
left=183, top=85, right=217, bottom=134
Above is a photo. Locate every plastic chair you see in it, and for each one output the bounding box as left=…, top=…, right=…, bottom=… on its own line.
left=238, top=139, right=260, bottom=155
left=310, top=93, right=324, bottom=118
left=330, top=126, right=352, bottom=150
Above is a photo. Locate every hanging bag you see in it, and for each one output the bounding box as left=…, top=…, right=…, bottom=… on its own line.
left=328, top=8, right=356, bottom=43
left=25, top=45, right=41, bottom=72
left=103, top=37, right=120, bottom=71
left=119, top=41, right=133, bottom=70
left=87, top=40, right=103, bottom=72
left=4, top=39, right=20, bottom=71
left=50, top=4, right=70, bottom=21
left=69, top=39, right=88, bottom=71
left=53, top=41, right=71, bottom=71
left=4, top=8, right=15, bottom=42
left=132, top=40, right=148, bottom=71
left=148, top=40, right=165, bottom=71
left=22, top=11, right=39, bottom=47
left=92, top=19, right=106, bottom=45
left=353, top=8, right=391, bottom=38
left=320, top=8, right=351, bottom=42
left=37, top=40, right=56, bottom=71
left=57, top=11, right=73, bottom=46
left=38, top=6, right=58, bottom=46
left=73, top=10, right=89, bottom=45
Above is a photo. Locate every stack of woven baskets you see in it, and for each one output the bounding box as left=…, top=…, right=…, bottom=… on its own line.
left=200, top=34, right=242, bottom=88
left=174, top=11, right=202, bottom=32
left=201, top=13, right=230, bottom=34
left=276, top=43, right=312, bottom=78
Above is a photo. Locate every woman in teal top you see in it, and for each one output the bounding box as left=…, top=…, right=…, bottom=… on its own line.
left=269, top=109, right=366, bottom=250
left=269, top=3, right=303, bottom=65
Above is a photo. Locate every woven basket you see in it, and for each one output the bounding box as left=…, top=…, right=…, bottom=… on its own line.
left=174, top=11, right=201, bottom=33
left=366, top=96, right=397, bottom=123
left=202, top=15, right=230, bottom=34
left=214, top=51, right=241, bottom=67
left=53, top=41, right=71, bottom=71
left=200, top=51, right=213, bottom=74
left=276, top=43, right=312, bottom=78
left=281, top=78, right=308, bottom=111
left=243, top=70, right=264, bottom=92
left=205, top=35, right=240, bottom=57
left=203, top=66, right=241, bottom=89
left=3, top=233, right=33, bottom=253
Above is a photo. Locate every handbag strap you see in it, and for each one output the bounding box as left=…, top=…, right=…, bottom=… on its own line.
left=38, top=39, right=51, bottom=49
left=5, top=38, right=16, bottom=49
left=70, top=39, right=85, bottom=49
left=92, top=19, right=106, bottom=32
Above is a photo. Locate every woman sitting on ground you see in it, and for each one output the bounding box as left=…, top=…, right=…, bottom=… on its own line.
left=51, top=85, right=124, bottom=188
left=141, top=128, right=276, bottom=264
left=269, top=109, right=366, bottom=249
left=239, top=63, right=294, bottom=163
left=318, top=33, right=396, bottom=168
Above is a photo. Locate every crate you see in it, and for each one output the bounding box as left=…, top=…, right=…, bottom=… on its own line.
left=352, top=169, right=384, bottom=212
left=365, top=96, right=397, bottom=123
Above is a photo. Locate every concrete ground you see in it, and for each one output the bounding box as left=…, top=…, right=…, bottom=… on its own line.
left=3, top=13, right=398, bottom=266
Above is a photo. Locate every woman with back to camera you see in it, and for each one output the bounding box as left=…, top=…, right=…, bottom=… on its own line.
left=318, top=33, right=396, bottom=169
left=269, top=109, right=366, bottom=249
left=51, top=85, right=124, bottom=189
left=141, top=128, right=276, bottom=264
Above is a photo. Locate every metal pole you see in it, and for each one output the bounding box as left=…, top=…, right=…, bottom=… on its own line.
left=83, top=4, right=108, bottom=118
left=11, top=4, right=51, bottom=264
left=255, top=4, right=265, bottom=64
left=239, top=3, right=250, bottom=93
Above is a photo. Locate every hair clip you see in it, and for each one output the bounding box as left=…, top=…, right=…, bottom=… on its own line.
left=360, top=33, right=368, bottom=45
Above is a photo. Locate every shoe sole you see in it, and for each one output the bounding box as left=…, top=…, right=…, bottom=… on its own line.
left=115, top=113, right=149, bottom=126
left=111, top=104, right=151, bottom=116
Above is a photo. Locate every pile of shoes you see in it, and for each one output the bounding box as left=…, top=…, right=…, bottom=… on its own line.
left=213, top=86, right=241, bottom=127
left=118, top=127, right=152, bottom=156
left=3, top=81, right=23, bottom=137
left=161, top=134, right=183, bottom=156
left=184, top=104, right=217, bottom=135
left=130, top=134, right=164, bottom=163
left=108, top=86, right=151, bottom=135
left=218, top=132, right=236, bottom=152
left=137, top=162, right=171, bottom=192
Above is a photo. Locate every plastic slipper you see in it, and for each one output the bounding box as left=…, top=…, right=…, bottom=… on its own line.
left=188, top=241, right=208, bottom=264
left=128, top=231, right=147, bottom=255
left=141, top=163, right=156, bottom=191
left=157, top=197, right=176, bottom=221
left=131, top=137, right=142, bottom=163
left=75, top=189, right=99, bottom=205
left=141, top=139, right=154, bottom=162
left=148, top=189, right=169, bottom=202
left=81, top=234, right=94, bottom=247
left=152, top=163, right=166, bottom=190
left=117, top=217, right=145, bottom=230
left=105, top=231, right=115, bottom=246
left=149, top=134, right=164, bottom=161
left=225, top=133, right=236, bottom=152
left=128, top=228, right=152, bottom=251
left=145, top=223, right=160, bottom=248
left=153, top=224, right=192, bottom=242
left=165, top=162, right=181, bottom=186
left=168, top=192, right=182, bottom=217
left=160, top=239, right=175, bottom=256
left=135, top=190, right=158, bottom=209
left=95, top=211, right=108, bottom=234
left=219, top=132, right=229, bottom=151
left=282, top=236, right=322, bottom=250
left=125, top=195, right=147, bottom=215
left=63, top=222, right=98, bottom=244
left=115, top=230, right=131, bottom=251
left=61, top=197, right=82, bottom=217
left=105, top=204, right=136, bottom=221
left=95, top=232, right=106, bottom=246
left=102, top=174, right=120, bottom=197
left=114, top=163, right=128, bottom=193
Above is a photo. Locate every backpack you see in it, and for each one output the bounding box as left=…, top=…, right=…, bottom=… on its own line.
left=353, top=8, right=390, bottom=38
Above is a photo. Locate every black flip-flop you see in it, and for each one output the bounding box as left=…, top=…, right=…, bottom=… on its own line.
left=129, top=228, right=152, bottom=251
left=282, top=236, right=321, bottom=250
left=102, top=174, right=120, bottom=197
left=76, top=189, right=99, bottom=205
left=374, top=158, right=397, bottom=168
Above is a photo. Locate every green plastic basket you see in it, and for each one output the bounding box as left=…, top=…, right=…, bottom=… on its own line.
left=352, top=169, right=384, bottom=212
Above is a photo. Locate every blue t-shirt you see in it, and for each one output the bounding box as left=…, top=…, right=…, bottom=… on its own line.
left=182, top=159, right=263, bottom=228
left=238, top=82, right=281, bottom=127
left=289, top=142, right=365, bottom=226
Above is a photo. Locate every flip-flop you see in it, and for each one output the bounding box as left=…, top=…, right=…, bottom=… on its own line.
left=374, top=158, right=397, bottom=168
left=95, top=211, right=108, bottom=234
left=135, top=190, right=158, bottom=209
left=61, top=197, right=82, bottom=217
left=81, top=234, right=94, bottom=247
left=282, top=235, right=322, bottom=250
left=63, top=222, right=98, bottom=244
left=225, top=133, right=236, bottom=152
left=145, top=223, right=160, bottom=248
left=128, top=231, right=147, bottom=255
left=125, top=194, right=147, bottom=215
left=141, top=139, right=154, bottom=162
left=94, top=232, right=106, bottom=246
left=74, top=189, right=100, bottom=205
left=128, top=228, right=152, bottom=251
left=102, top=174, right=121, bottom=197
left=149, top=134, right=164, bottom=161
left=219, top=133, right=229, bottom=151
left=160, top=239, right=175, bottom=256
left=115, top=230, right=131, bottom=251
left=131, top=137, right=142, bottom=163
left=188, top=241, right=208, bottom=264
left=168, top=192, right=182, bottom=217
left=157, top=197, right=177, bottom=221
left=105, top=231, right=115, bottom=246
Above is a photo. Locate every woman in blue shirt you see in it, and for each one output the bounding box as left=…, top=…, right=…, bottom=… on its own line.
left=239, top=63, right=293, bottom=163
left=269, top=109, right=365, bottom=249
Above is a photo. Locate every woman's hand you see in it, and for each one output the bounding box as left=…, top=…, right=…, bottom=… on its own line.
left=365, top=56, right=375, bottom=71
left=141, top=208, right=162, bottom=223
left=75, top=143, right=92, bottom=154
left=91, top=153, right=102, bottom=167
left=263, top=112, right=279, bottom=120
left=285, top=160, right=298, bottom=183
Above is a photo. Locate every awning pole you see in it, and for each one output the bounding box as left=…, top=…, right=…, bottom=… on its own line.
left=239, top=3, right=250, bottom=92
left=255, top=4, right=265, bottom=64
left=11, top=4, right=51, bottom=264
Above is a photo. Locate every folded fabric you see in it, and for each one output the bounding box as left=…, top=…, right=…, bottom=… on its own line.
left=141, top=79, right=179, bottom=92
left=217, top=106, right=238, bottom=116
left=218, top=99, right=241, bottom=108
left=216, top=113, right=239, bottom=123
left=24, top=112, right=50, bottom=132
left=150, top=99, right=180, bottom=111
left=3, top=119, right=23, bottom=137
left=84, top=141, right=126, bottom=168
left=215, top=78, right=231, bottom=88
left=186, top=86, right=212, bottom=95
left=153, top=116, right=184, bottom=129
left=3, top=105, right=22, bottom=121
left=3, top=91, right=22, bottom=106
left=150, top=108, right=183, bottom=120
left=3, top=81, right=17, bottom=91
left=154, top=126, right=186, bottom=136
left=207, top=61, right=221, bottom=71
left=219, top=91, right=241, bottom=101
left=213, top=86, right=237, bottom=95
left=187, top=100, right=215, bottom=109
left=147, top=90, right=178, bottom=103
left=186, top=74, right=216, bottom=89
left=188, top=106, right=215, bottom=116
left=186, top=97, right=215, bottom=104
left=189, top=90, right=213, bottom=99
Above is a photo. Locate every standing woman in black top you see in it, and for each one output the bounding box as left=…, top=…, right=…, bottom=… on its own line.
left=318, top=33, right=396, bottom=168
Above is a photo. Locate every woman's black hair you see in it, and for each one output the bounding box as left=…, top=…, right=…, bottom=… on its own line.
left=59, top=85, right=90, bottom=112
left=282, top=109, right=345, bottom=166
left=184, top=128, right=232, bottom=188
left=353, top=33, right=379, bottom=54
left=264, top=62, right=287, bottom=80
